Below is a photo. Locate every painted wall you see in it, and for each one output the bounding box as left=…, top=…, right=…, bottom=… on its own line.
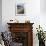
left=0, top=0, right=2, bottom=32
left=2, top=0, right=46, bottom=46
left=2, top=0, right=40, bottom=31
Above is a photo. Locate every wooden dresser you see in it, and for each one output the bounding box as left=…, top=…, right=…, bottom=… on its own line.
left=7, top=23, right=34, bottom=46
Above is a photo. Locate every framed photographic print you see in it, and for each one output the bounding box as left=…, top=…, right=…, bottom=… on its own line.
left=16, top=3, right=25, bottom=15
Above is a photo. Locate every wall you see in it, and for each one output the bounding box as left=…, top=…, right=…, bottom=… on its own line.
left=2, top=0, right=40, bottom=30
left=40, top=0, right=46, bottom=13
left=2, top=0, right=46, bottom=46
left=0, top=0, right=2, bottom=32
left=40, top=0, right=46, bottom=32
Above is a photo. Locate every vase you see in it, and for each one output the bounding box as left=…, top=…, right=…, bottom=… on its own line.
left=39, top=40, right=45, bottom=46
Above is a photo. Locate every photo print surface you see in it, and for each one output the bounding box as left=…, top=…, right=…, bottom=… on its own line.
left=16, top=4, right=25, bottom=15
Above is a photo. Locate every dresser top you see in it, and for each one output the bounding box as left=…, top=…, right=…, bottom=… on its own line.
left=7, top=23, right=34, bottom=25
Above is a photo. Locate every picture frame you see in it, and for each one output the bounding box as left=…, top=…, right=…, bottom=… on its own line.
left=15, top=3, right=25, bottom=16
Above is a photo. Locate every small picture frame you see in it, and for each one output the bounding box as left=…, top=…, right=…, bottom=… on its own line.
left=16, top=3, right=25, bottom=15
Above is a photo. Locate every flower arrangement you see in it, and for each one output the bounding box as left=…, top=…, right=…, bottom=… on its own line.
left=36, top=25, right=45, bottom=42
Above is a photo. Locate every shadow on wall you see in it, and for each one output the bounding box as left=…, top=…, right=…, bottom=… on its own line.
left=40, top=0, right=46, bottom=14
left=0, top=0, right=2, bottom=32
